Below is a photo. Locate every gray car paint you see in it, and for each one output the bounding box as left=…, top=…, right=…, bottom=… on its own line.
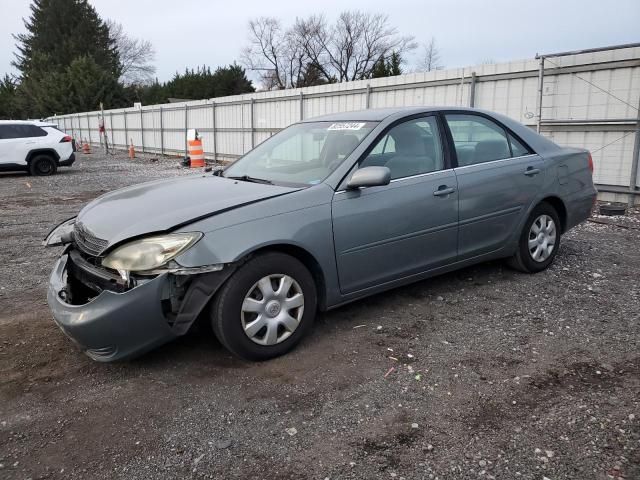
left=76, top=174, right=300, bottom=251
left=47, top=106, right=597, bottom=361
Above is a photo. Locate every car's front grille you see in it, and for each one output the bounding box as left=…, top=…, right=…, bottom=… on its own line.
left=73, top=222, right=108, bottom=256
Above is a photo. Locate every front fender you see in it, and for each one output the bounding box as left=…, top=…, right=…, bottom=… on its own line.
left=174, top=198, right=342, bottom=308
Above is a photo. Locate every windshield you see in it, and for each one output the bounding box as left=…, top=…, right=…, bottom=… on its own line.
left=223, top=121, right=377, bottom=186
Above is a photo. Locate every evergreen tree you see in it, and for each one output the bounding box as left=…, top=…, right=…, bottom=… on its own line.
left=0, top=75, right=20, bottom=119
left=213, top=64, right=255, bottom=97
left=162, top=64, right=254, bottom=101
left=387, top=51, right=402, bottom=76
left=13, top=0, right=121, bottom=116
left=370, top=55, right=389, bottom=78
left=370, top=52, right=402, bottom=79
left=14, top=0, right=119, bottom=77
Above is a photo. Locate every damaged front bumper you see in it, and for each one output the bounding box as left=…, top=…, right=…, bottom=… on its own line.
left=48, top=253, right=179, bottom=361
left=47, top=249, right=235, bottom=362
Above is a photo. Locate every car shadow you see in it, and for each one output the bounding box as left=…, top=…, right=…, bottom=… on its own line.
left=0, top=168, right=79, bottom=178
left=128, top=258, right=523, bottom=371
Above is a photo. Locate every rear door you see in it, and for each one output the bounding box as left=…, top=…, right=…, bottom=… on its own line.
left=0, top=124, right=47, bottom=166
left=0, top=124, right=24, bottom=165
left=332, top=115, right=459, bottom=294
left=443, top=113, right=545, bottom=260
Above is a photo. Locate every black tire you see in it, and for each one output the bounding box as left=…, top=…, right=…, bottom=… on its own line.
left=29, top=154, right=57, bottom=176
left=211, top=252, right=317, bottom=361
left=508, top=201, right=561, bottom=273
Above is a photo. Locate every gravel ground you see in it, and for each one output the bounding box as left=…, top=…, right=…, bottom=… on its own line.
left=0, top=152, right=638, bottom=480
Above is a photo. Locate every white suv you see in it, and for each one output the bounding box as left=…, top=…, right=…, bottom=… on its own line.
left=0, top=120, right=76, bottom=176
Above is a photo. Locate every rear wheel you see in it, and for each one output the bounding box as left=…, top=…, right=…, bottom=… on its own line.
left=211, top=252, right=317, bottom=360
left=508, top=202, right=561, bottom=273
left=29, top=154, right=57, bottom=176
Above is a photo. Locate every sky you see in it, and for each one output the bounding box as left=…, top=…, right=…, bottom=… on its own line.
left=1, top=0, right=639, bottom=83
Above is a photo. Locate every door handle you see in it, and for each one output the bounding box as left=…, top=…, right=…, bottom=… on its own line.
left=524, top=167, right=541, bottom=176
left=433, top=185, right=455, bottom=197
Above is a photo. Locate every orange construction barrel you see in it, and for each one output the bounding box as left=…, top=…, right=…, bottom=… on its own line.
left=188, top=138, right=205, bottom=168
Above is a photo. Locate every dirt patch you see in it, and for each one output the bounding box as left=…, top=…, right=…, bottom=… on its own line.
left=0, top=153, right=639, bottom=479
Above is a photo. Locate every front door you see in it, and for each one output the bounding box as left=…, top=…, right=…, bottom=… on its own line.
left=332, top=115, right=459, bottom=294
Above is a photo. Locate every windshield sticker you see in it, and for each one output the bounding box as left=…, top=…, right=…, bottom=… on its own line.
left=328, top=122, right=366, bottom=131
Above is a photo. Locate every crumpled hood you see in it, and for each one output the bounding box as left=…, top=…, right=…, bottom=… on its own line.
left=76, top=175, right=299, bottom=249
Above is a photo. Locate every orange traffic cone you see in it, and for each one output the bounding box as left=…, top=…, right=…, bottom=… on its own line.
left=128, top=140, right=135, bottom=159
left=82, top=140, right=91, bottom=154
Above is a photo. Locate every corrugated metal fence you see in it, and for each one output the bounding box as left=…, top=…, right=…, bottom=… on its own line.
left=48, top=44, right=640, bottom=204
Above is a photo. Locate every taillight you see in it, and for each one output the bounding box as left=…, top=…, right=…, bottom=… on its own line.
left=60, top=135, right=72, bottom=143
left=587, top=152, right=594, bottom=174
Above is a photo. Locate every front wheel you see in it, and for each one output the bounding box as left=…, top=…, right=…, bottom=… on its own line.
left=508, top=202, right=561, bottom=273
left=211, top=252, right=317, bottom=360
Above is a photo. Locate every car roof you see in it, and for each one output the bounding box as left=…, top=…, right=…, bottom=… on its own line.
left=302, top=106, right=561, bottom=155
left=300, top=106, right=490, bottom=122
left=0, top=119, right=56, bottom=127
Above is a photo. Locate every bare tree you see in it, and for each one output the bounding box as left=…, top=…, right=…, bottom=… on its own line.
left=329, top=12, right=408, bottom=81
left=107, top=20, right=156, bottom=85
left=243, top=11, right=417, bottom=89
left=291, top=15, right=333, bottom=83
left=242, top=17, right=309, bottom=90
left=419, top=37, right=443, bottom=72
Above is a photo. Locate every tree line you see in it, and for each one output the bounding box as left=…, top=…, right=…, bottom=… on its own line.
left=0, top=1, right=443, bottom=120
left=0, top=0, right=256, bottom=119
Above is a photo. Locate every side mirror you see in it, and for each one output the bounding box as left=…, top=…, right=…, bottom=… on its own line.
left=346, top=166, right=391, bottom=189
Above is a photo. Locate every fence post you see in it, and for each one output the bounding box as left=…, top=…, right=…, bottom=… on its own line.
left=628, top=94, right=640, bottom=208
left=159, top=107, right=164, bottom=156
left=79, top=114, right=83, bottom=143
left=536, top=56, right=545, bottom=133
left=108, top=111, right=112, bottom=150
left=86, top=114, right=91, bottom=143
left=124, top=110, right=128, bottom=147
left=184, top=104, right=189, bottom=157
left=469, top=72, right=477, bottom=107
left=140, top=108, right=144, bottom=153
left=366, top=84, right=371, bottom=109
left=212, top=101, right=216, bottom=163
left=250, top=98, right=255, bottom=149
left=299, top=91, right=304, bottom=120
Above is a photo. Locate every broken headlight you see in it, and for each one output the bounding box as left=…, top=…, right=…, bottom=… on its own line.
left=43, top=217, right=76, bottom=247
left=101, top=232, right=203, bottom=275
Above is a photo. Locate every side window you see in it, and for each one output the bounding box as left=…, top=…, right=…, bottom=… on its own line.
left=25, top=125, right=47, bottom=137
left=508, top=133, right=531, bottom=157
left=0, top=124, right=20, bottom=139
left=360, top=116, right=444, bottom=180
left=445, top=114, right=511, bottom=166
left=0, top=124, right=46, bottom=139
left=369, top=134, right=393, bottom=155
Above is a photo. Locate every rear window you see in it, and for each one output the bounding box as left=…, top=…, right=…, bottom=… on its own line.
left=0, top=124, right=47, bottom=139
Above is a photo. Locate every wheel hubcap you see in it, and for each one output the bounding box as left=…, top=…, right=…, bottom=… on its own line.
left=528, top=214, right=556, bottom=262
left=241, top=274, right=304, bottom=346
